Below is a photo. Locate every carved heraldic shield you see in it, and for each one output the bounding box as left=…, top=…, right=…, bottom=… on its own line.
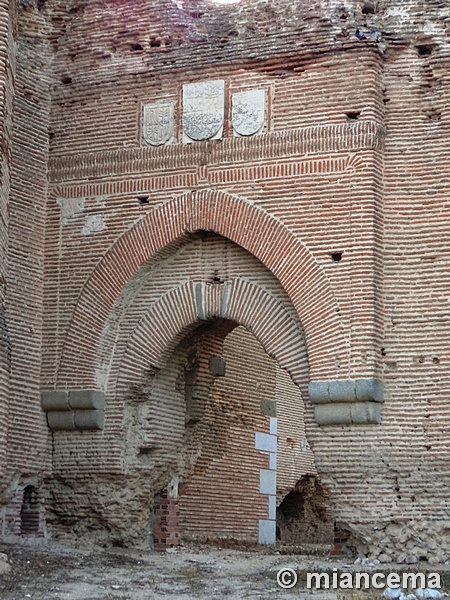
left=232, top=89, right=265, bottom=136
left=182, top=80, right=225, bottom=142
left=143, top=101, right=175, bottom=146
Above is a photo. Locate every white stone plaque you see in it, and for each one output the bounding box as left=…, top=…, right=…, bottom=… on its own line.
left=182, top=80, right=225, bottom=143
left=143, top=100, right=175, bottom=146
left=232, top=89, right=265, bottom=136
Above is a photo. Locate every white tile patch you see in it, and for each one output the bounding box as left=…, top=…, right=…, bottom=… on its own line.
left=268, top=495, right=276, bottom=520
left=255, top=432, right=277, bottom=453
left=269, top=452, right=277, bottom=470
left=270, top=417, right=277, bottom=435
left=260, top=469, right=276, bottom=495
left=258, top=519, right=276, bottom=544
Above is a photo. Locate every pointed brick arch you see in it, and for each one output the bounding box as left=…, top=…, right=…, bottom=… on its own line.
left=117, top=278, right=309, bottom=390
left=57, top=190, right=348, bottom=385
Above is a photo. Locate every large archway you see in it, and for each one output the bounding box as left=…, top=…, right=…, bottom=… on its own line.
left=45, top=231, right=335, bottom=547
left=56, top=190, right=348, bottom=389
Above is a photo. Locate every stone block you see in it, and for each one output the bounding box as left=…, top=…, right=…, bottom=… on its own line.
left=41, top=390, right=70, bottom=412
left=68, top=389, right=105, bottom=410
left=355, top=379, right=384, bottom=402
left=260, top=398, right=276, bottom=417
left=269, top=417, right=277, bottom=434
left=350, top=402, right=381, bottom=425
left=47, top=411, right=76, bottom=431
left=260, top=469, right=276, bottom=495
left=308, top=381, right=330, bottom=404
left=314, top=402, right=352, bottom=425
left=329, top=379, right=356, bottom=403
left=258, top=519, right=276, bottom=545
left=74, top=409, right=105, bottom=430
left=209, top=356, right=226, bottom=377
left=255, top=433, right=277, bottom=453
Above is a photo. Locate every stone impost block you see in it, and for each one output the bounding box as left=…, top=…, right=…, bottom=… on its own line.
left=329, top=379, right=356, bottom=403
left=350, top=402, right=382, bottom=424
left=355, top=378, right=384, bottom=402
left=41, top=390, right=70, bottom=412
left=309, top=379, right=384, bottom=404
left=47, top=410, right=76, bottom=431
left=308, top=380, right=330, bottom=404
left=68, top=389, right=105, bottom=410
left=74, top=409, right=105, bottom=431
left=315, top=401, right=382, bottom=425
left=314, top=402, right=352, bottom=425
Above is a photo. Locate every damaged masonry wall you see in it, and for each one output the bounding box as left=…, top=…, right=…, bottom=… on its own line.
left=0, top=0, right=449, bottom=562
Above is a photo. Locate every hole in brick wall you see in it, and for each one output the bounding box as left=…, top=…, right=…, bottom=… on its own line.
left=37, top=0, right=46, bottom=10
left=131, top=43, right=143, bottom=51
left=20, top=485, right=40, bottom=534
left=416, top=44, right=433, bottom=56
left=138, top=196, right=149, bottom=204
left=150, top=38, right=161, bottom=48
left=330, top=252, right=342, bottom=262
left=61, top=76, right=72, bottom=85
left=381, top=347, right=386, bottom=356
left=139, top=447, right=154, bottom=455
left=190, top=11, right=204, bottom=18
left=383, top=98, right=391, bottom=104
left=432, top=356, right=440, bottom=364
left=277, top=475, right=333, bottom=547
left=345, top=111, right=360, bottom=121
left=362, top=2, right=375, bottom=14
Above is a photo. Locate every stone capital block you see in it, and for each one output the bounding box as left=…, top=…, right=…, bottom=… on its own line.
left=47, top=410, right=76, bottom=431
left=309, top=379, right=384, bottom=404
left=41, top=390, right=70, bottom=411
left=68, top=389, right=105, bottom=410
left=314, top=401, right=382, bottom=426
left=74, top=409, right=104, bottom=431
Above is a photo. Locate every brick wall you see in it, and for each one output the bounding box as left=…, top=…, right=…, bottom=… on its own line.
left=0, top=0, right=14, bottom=491
left=1, top=0, right=450, bottom=561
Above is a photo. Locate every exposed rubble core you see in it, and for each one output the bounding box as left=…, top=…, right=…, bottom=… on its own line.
left=0, top=0, right=449, bottom=561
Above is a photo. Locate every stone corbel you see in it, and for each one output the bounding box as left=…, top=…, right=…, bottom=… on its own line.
left=41, top=389, right=105, bottom=431
left=308, top=379, right=383, bottom=425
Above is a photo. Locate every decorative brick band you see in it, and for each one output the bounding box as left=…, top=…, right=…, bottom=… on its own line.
left=41, top=389, right=105, bottom=431
left=49, top=121, right=384, bottom=183
left=57, top=190, right=347, bottom=386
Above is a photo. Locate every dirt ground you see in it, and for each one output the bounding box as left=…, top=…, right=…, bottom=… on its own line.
left=0, top=541, right=449, bottom=600
left=0, top=541, right=353, bottom=599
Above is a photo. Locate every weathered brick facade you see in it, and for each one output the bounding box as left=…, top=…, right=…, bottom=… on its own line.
left=0, top=0, right=449, bottom=561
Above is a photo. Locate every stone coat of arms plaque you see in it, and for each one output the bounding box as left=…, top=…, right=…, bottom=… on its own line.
left=232, top=89, right=265, bottom=137
left=143, top=100, right=175, bottom=146
left=182, top=80, right=225, bottom=143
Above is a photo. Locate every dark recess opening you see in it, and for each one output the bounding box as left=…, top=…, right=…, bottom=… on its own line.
left=416, top=44, right=433, bottom=56
left=345, top=111, right=360, bottom=121
left=362, top=3, right=375, bottom=14
left=331, top=252, right=343, bottom=262
left=20, top=485, right=40, bottom=534
left=138, top=196, right=149, bottom=204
